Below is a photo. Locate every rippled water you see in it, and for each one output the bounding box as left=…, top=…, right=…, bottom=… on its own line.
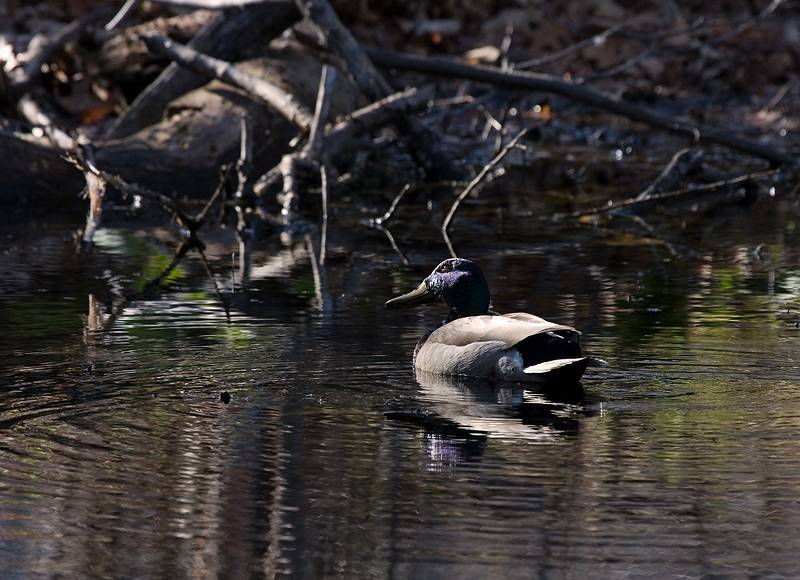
left=2, top=198, right=800, bottom=579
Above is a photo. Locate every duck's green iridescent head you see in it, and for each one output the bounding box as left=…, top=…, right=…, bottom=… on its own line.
left=385, top=258, right=490, bottom=319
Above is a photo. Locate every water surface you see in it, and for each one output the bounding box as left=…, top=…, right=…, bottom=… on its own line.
left=1, top=198, right=800, bottom=579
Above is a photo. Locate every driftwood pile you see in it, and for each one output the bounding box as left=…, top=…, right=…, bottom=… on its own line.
left=1, top=0, right=799, bottom=291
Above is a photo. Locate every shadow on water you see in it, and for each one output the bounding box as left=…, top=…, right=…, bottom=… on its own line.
left=3, top=190, right=800, bottom=578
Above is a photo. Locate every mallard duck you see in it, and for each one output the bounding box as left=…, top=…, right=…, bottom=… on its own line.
left=385, top=258, right=598, bottom=383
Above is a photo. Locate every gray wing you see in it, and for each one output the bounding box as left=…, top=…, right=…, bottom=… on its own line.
left=427, top=314, right=579, bottom=349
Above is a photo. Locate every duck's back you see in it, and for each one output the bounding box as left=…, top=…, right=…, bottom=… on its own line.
left=415, top=313, right=583, bottom=380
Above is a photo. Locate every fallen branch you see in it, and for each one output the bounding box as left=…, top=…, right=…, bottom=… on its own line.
left=277, top=64, right=336, bottom=222
left=574, top=169, right=780, bottom=217
left=365, top=47, right=795, bottom=166
left=442, top=128, right=529, bottom=258
left=142, top=33, right=313, bottom=131
left=321, top=85, right=434, bottom=161
left=12, top=11, right=108, bottom=93
left=252, top=86, right=433, bottom=197
left=296, top=0, right=454, bottom=178
left=295, top=0, right=390, bottom=101
left=5, top=11, right=108, bottom=150
left=107, top=1, right=300, bottom=139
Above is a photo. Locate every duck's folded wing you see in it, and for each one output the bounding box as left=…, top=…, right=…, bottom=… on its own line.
left=427, top=314, right=578, bottom=349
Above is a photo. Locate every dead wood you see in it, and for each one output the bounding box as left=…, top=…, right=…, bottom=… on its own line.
left=295, top=0, right=454, bottom=178
left=0, top=127, right=83, bottom=205
left=107, top=1, right=300, bottom=139
left=253, top=85, right=433, bottom=198
left=573, top=169, right=780, bottom=217
left=143, top=33, right=313, bottom=131
left=365, top=47, right=795, bottom=167
left=94, top=82, right=296, bottom=198
left=235, top=115, right=253, bottom=199
left=100, top=11, right=214, bottom=81
left=295, top=0, right=390, bottom=101
left=321, top=85, right=434, bottom=162
left=275, top=63, right=336, bottom=221
left=4, top=10, right=109, bottom=150
left=307, top=64, right=337, bottom=159
left=81, top=151, right=107, bottom=245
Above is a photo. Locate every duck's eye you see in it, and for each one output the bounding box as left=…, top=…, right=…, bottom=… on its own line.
left=439, top=264, right=450, bottom=272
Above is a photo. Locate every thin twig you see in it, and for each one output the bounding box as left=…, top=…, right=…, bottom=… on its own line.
left=499, top=21, right=513, bottom=70
left=319, top=165, right=329, bottom=265
left=198, top=163, right=231, bottom=224
left=308, top=64, right=337, bottom=160
left=635, top=147, right=699, bottom=201
left=105, top=0, right=140, bottom=31
left=516, top=23, right=625, bottom=69
left=442, top=128, right=529, bottom=258
left=372, top=183, right=412, bottom=226
left=305, top=233, right=325, bottom=311
left=761, top=77, right=796, bottom=112
left=235, top=115, right=253, bottom=198
left=579, top=46, right=655, bottom=81
left=714, top=0, right=787, bottom=44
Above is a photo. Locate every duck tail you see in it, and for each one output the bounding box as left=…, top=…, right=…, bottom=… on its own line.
left=523, top=357, right=589, bottom=376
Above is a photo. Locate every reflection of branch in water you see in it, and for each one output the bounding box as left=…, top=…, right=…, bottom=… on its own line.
left=197, top=245, right=231, bottom=321
left=137, top=238, right=193, bottom=298
left=305, top=233, right=333, bottom=314
left=84, top=238, right=192, bottom=338
left=374, top=225, right=409, bottom=266
left=368, top=183, right=413, bottom=265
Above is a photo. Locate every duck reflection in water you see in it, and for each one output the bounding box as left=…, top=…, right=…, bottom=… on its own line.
left=386, top=370, right=602, bottom=470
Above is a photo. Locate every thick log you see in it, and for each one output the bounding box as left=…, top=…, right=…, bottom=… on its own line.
left=106, top=0, right=300, bottom=139
left=142, top=33, right=313, bottom=131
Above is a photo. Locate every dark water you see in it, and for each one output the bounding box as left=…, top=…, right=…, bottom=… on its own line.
left=2, top=197, right=800, bottom=579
